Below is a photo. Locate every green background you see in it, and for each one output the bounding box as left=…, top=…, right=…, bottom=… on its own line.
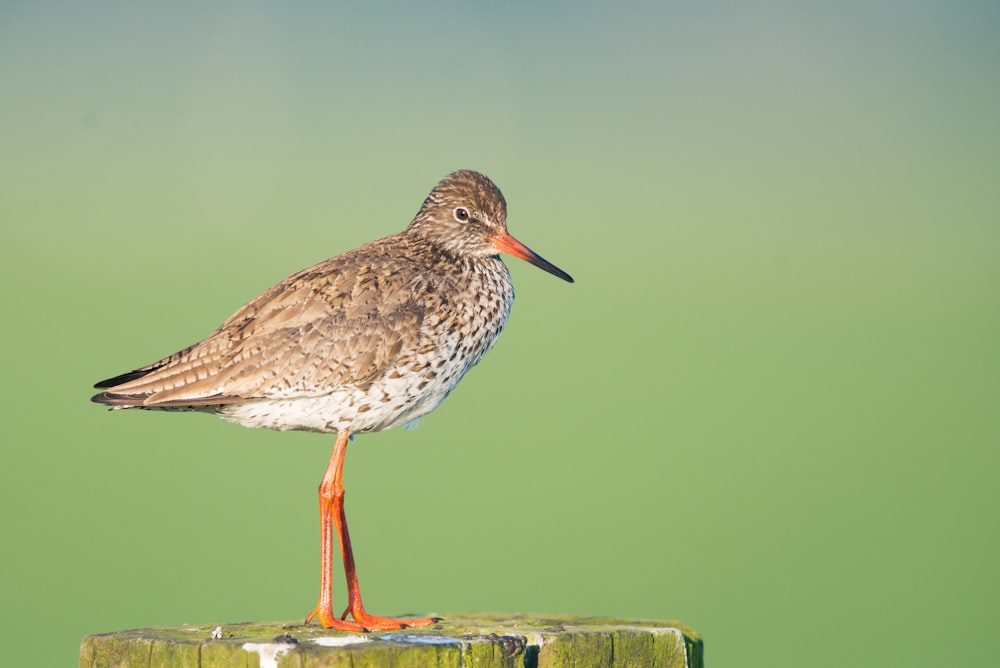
left=2, top=2, right=998, bottom=666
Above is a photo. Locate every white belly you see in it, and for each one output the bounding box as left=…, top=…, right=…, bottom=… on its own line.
left=216, top=329, right=486, bottom=434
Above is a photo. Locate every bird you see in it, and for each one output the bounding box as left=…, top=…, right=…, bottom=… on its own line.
left=91, top=170, right=573, bottom=632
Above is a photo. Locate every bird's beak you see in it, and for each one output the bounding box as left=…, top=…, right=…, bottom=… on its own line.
left=491, top=232, right=574, bottom=283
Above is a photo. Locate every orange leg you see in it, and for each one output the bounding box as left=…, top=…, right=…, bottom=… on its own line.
left=305, top=430, right=437, bottom=631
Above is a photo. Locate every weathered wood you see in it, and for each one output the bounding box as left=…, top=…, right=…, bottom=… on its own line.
left=80, top=613, right=703, bottom=668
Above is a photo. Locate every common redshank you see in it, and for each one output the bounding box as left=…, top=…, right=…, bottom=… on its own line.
left=91, top=170, right=573, bottom=632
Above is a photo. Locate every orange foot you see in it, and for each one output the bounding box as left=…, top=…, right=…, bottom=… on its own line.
left=304, top=606, right=368, bottom=632
left=305, top=605, right=439, bottom=632
left=346, top=607, right=439, bottom=631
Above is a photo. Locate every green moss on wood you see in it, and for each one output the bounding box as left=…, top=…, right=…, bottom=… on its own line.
left=80, top=613, right=702, bottom=668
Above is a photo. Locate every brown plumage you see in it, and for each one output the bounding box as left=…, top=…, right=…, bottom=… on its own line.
left=91, top=170, right=573, bottom=631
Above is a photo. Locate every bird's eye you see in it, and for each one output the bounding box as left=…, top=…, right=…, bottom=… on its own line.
left=454, top=207, right=470, bottom=222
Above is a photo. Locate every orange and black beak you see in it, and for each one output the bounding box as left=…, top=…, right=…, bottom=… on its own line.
left=491, top=232, right=574, bottom=283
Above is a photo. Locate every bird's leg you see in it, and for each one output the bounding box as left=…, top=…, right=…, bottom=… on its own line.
left=305, top=430, right=436, bottom=631
left=305, top=430, right=367, bottom=631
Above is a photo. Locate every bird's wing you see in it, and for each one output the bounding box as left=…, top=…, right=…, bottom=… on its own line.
left=93, top=249, right=429, bottom=408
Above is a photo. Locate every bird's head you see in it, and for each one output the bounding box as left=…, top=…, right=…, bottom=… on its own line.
left=407, top=170, right=574, bottom=283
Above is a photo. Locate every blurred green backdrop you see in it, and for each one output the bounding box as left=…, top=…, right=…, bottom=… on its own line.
left=2, top=1, right=998, bottom=666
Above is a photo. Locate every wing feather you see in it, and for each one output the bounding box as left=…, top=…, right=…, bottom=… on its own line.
left=92, top=241, right=428, bottom=408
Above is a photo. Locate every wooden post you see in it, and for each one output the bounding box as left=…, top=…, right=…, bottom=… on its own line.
left=80, top=613, right=703, bottom=667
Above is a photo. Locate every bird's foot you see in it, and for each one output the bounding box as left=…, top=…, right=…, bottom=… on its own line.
left=342, top=605, right=440, bottom=631
left=304, top=604, right=438, bottom=632
left=304, top=605, right=368, bottom=632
